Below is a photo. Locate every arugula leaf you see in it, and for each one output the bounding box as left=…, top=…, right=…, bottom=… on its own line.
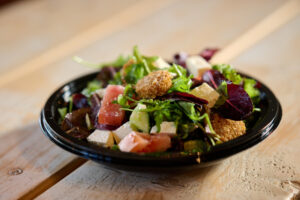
left=168, top=64, right=187, bottom=77
left=177, top=102, right=221, bottom=145
left=142, top=100, right=182, bottom=132
left=73, top=55, right=129, bottom=69
left=183, top=140, right=209, bottom=153
left=120, top=46, right=159, bottom=84
left=168, top=75, right=193, bottom=93
left=177, top=102, right=201, bottom=121
left=81, top=80, right=102, bottom=97
left=212, top=64, right=242, bottom=84
left=243, top=78, right=260, bottom=104
left=68, top=96, right=73, bottom=113
left=122, top=99, right=182, bottom=132
left=133, top=45, right=158, bottom=71
left=123, top=63, right=145, bottom=84
left=167, top=64, right=193, bottom=93
left=177, top=123, right=197, bottom=139
left=133, top=45, right=143, bottom=63
left=214, top=81, right=228, bottom=108
left=58, top=107, right=67, bottom=120
left=109, top=71, right=123, bottom=85
left=116, top=84, right=137, bottom=109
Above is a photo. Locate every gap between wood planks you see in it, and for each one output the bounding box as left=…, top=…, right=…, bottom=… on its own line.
left=18, top=157, right=87, bottom=200
left=16, top=0, right=300, bottom=199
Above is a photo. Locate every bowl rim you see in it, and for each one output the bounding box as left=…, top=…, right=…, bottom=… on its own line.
left=40, top=71, right=282, bottom=167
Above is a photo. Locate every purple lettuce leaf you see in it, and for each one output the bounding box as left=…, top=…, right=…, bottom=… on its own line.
left=173, top=52, right=189, bottom=68
left=72, top=93, right=89, bottom=109
left=202, top=69, right=227, bottom=89
left=202, top=70, right=253, bottom=120
left=191, top=78, right=204, bottom=89
left=94, top=123, right=120, bottom=131
left=158, top=92, right=208, bottom=106
left=90, top=93, right=101, bottom=127
left=96, top=66, right=121, bottom=87
left=215, top=83, right=253, bottom=120
left=200, top=48, right=219, bottom=61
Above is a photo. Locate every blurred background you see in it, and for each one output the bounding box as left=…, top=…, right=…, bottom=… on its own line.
left=0, top=1, right=300, bottom=199
left=0, top=0, right=298, bottom=135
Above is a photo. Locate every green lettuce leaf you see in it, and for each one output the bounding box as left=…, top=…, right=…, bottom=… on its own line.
left=168, top=64, right=193, bottom=93
left=81, top=80, right=102, bottom=97
left=243, top=78, right=260, bottom=104
left=212, top=64, right=242, bottom=84
left=73, top=55, right=129, bottom=69
left=58, top=107, right=67, bottom=120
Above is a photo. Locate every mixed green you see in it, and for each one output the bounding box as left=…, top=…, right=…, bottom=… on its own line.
left=58, top=46, right=261, bottom=154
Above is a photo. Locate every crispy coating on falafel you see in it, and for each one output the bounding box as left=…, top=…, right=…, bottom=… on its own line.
left=211, top=113, right=246, bottom=142
left=135, top=70, right=172, bottom=99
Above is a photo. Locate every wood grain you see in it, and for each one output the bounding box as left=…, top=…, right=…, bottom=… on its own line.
left=37, top=6, right=300, bottom=200
left=0, top=0, right=299, bottom=199
left=0, top=0, right=286, bottom=136
left=0, top=123, right=85, bottom=200
left=0, top=0, right=139, bottom=72
left=0, top=0, right=176, bottom=87
left=211, top=0, right=300, bottom=63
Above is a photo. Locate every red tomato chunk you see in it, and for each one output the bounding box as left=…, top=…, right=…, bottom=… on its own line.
left=118, top=132, right=171, bottom=153
left=98, top=85, right=125, bottom=126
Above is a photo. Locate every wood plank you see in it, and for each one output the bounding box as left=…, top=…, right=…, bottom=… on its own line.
left=0, top=0, right=286, bottom=136
left=0, top=1, right=295, bottom=199
left=0, top=123, right=86, bottom=200
left=0, top=0, right=176, bottom=87
left=211, top=0, right=300, bottom=63
left=37, top=5, right=300, bottom=200
left=0, top=0, right=140, bottom=73
left=203, top=15, right=300, bottom=199
left=0, top=1, right=177, bottom=199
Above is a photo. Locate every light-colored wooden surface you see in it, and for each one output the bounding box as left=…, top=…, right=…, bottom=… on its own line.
left=0, top=0, right=287, bottom=136
left=0, top=124, right=86, bottom=200
left=0, top=0, right=299, bottom=199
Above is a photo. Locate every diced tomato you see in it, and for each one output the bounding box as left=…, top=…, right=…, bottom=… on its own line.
left=118, top=132, right=150, bottom=153
left=98, top=85, right=125, bottom=126
left=118, top=132, right=171, bottom=153
left=142, top=133, right=171, bottom=153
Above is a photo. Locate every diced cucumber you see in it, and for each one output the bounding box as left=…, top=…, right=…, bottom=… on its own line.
left=129, top=103, right=150, bottom=133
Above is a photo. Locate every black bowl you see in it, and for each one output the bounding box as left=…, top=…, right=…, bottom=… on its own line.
left=40, top=72, right=282, bottom=170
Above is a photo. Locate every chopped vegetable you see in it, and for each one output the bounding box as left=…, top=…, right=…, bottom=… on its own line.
left=199, top=48, right=219, bottom=61
left=81, top=80, right=102, bottom=97
left=87, top=130, right=114, bottom=147
left=186, top=56, right=211, bottom=77
left=184, top=140, right=209, bottom=152
left=58, top=46, right=261, bottom=154
left=58, top=107, right=67, bottom=121
left=118, top=131, right=171, bottom=153
left=212, top=64, right=242, bottom=84
left=190, top=83, right=220, bottom=108
left=98, top=85, right=125, bottom=126
left=243, top=78, right=260, bottom=105
left=73, top=55, right=129, bottom=69
left=129, top=103, right=150, bottom=133
left=215, top=83, right=253, bottom=120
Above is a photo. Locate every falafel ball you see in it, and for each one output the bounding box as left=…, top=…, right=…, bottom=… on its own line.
left=211, top=113, right=246, bottom=142
left=135, top=70, right=172, bottom=99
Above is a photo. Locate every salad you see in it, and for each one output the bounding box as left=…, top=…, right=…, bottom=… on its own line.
left=58, top=46, right=261, bottom=154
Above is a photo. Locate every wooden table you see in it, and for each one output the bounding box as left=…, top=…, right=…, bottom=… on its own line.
left=0, top=0, right=300, bottom=199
